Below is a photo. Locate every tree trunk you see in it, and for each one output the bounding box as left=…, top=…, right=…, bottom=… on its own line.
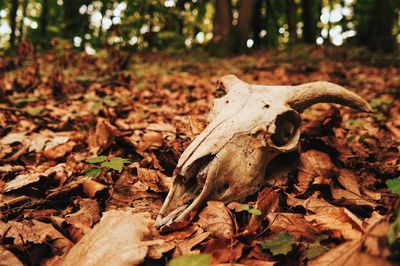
left=266, top=0, right=280, bottom=47
left=237, top=0, right=257, bottom=51
left=40, top=0, right=48, bottom=40
left=9, top=0, right=19, bottom=48
left=18, top=0, right=28, bottom=42
left=252, top=0, right=263, bottom=47
left=368, top=0, right=397, bottom=52
left=301, top=0, right=316, bottom=43
left=212, top=0, right=233, bottom=44
left=286, top=0, right=297, bottom=43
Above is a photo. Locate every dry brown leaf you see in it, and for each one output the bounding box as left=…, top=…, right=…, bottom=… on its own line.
left=198, top=201, right=234, bottom=239
left=296, top=150, right=338, bottom=194
left=0, top=246, right=23, bottom=266
left=87, top=118, right=117, bottom=154
left=203, top=239, right=244, bottom=264
left=82, top=179, right=108, bottom=198
left=337, top=169, right=361, bottom=196
left=63, top=210, right=162, bottom=266
left=248, top=188, right=279, bottom=232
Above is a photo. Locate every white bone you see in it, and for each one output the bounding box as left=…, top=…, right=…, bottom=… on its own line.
left=156, top=75, right=371, bottom=228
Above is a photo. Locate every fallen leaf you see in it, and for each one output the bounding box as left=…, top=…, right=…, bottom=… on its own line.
left=63, top=210, right=162, bottom=266
left=258, top=232, right=297, bottom=256
left=198, top=201, right=234, bottom=239
left=168, top=254, right=211, bottom=266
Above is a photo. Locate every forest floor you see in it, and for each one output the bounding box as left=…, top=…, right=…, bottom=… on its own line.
left=0, top=45, right=399, bottom=266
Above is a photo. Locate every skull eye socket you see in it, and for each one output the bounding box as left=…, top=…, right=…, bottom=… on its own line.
left=271, top=110, right=301, bottom=147
left=214, top=83, right=228, bottom=98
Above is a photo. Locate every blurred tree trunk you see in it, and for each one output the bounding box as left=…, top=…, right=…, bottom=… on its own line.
left=252, top=0, right=263, bottom=48
left=355, top=0, right=397, bottom=52
left=368, top=0, right=397, bottom=52
left=286, top=0, right=297, bottom=43
left=18, top=0, right=28, bottom=42
left=302, top=0, right=317, bottom=44
left=40, top=0, right=48, bottom=40
left=238, top=0, right=257, bottom=51
left=212, top=0, right=232, bottom=44
left=9, top=0, right=19, bottom=48
left=266, top=0, right=280, bottom=47
left=63, top=0, right=80, bottom=39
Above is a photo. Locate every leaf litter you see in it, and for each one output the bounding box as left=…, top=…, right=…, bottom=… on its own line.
left=0, top=46, right=399, bottom=265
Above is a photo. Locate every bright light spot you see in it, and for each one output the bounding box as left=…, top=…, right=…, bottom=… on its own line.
left=85, top=44, right=96, bottom=55
left=192, top=0, right=197, bottom=2
left=0, top=10, right=6, bottom=18
left=112, top=17, right=121, bottom=24
left=152, top=25, right=160, bottom=32
left=140, top=24, right=149, bottom=34
left=316, top=37, right=324, bottom=45
left=347, top=22, right=355, bottom=29
left=31, top=21, right=38, bottom=29
left=79, top=5, right=87, bottom=14
left=344, top=0, right=354, bottom=5
left=332, top=35, right=343, bottom=46
left=278, top=27, right=285, bottom=34
left=57, top=0, right=63, bottom=5
left=205, top=32, right=213, bottom=40
left=0, top=22, right=11, bottom=34
left=184, top=3, right=190, bottom=10
left=102, top=17, right=112, bottom=30
left=185, top=38, right=193, bottom=48
left=342, top=7, right=352, bottom=16
left=73, top=36, right=82, bottom=47
left=91, top=11, right=102, bottom=27
left=129, top=36, right=138, bottom=45
left=259, top=29, right=267, bottom=38
left=330, top=9, right=343, bottom=23
left=233, top=10, right=239, bottom=19
left=247, top=39, right=254, bottom=48
left=195, top=32, right=204, bottom=44
left=343, top=30, right=356, bottom=38
left=23, top=17, right=31, bottom=26
left=112, top=36, right=122, bottom=43
left=164, top=0, right=175, bottom=8
left=321, top=29, right=328, bottom=38
left=320, top=7, right=330, bottom=24
left=85, top=33, right=91, bottom=40
left=113, top=2, right=126, bottom=17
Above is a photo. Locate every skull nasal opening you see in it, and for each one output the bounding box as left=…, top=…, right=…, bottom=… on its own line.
left=270, top=110, right=301, bottom=147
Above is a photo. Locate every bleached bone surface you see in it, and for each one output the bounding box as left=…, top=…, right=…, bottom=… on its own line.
left=156, top=75, right=372, bottom=228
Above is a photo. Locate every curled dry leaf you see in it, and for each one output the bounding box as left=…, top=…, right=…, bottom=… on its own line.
left=248, top=188, right=280, bottom=233
left=198, top=201, right=234, bottom=239
left=82, top=179, right=108, bottom=198
left=63, top=210, right=162, bottom=266
left=203, top=239, right=244, bottom=264
left=296, top=150, right=338, bottom=194
left=4, top=163, right=67, bottom=192
left=64, top=198, right=101, bottom=242
left=87, top=118, right=117, bottom=155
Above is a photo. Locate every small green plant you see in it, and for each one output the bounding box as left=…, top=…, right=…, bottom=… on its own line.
left=258, top=232, right=329, bottom=259
left=240, top=204, right=262, bottom=216
left=84, top=156, right=131, bottom=178
left=168, top=254, right=211, bottom=266
left=386, top=178, right=400, bottom=194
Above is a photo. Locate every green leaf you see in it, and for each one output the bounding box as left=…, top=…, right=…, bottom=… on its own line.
left=168, top=254, right=211, bottom=266
left=249, top=208, right=262, bottom=216
left=14, top=97, right=39, bottom=105
left=240, top=204, right=250, bottom=211
left=101, top=157, right=131, bottom=173
left=387, top=214, right=400, bottom=245
left=85, top=156, right=108, bottom=164
left=346, top=135, right=356, bottom=142
left=26, top=107, right=44, bottom=116
left=386, top=178, right=400, bottom=194
left=259, top=232, right=297, bottom=256
left=85, top=167, right=101, bottom=178
left=306, top=245, right=329, bottom=260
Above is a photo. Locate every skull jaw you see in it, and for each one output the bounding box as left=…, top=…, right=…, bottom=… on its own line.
left=156, top=144, right=285, bottom=229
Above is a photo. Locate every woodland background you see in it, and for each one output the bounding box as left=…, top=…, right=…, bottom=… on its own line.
left=0, top=0, right=400, bottom=266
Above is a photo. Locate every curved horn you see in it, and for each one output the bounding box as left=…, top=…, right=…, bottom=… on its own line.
left=286, top=81, right=373, bottom=113
left=217, top=75, right=248, bottom=93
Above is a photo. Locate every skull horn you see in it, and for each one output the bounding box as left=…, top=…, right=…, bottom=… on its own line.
left=285, top=82, right=373, bottom=113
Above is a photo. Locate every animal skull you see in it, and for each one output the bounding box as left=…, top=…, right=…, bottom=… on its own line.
left=156, top=75, right=372, bottom=228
